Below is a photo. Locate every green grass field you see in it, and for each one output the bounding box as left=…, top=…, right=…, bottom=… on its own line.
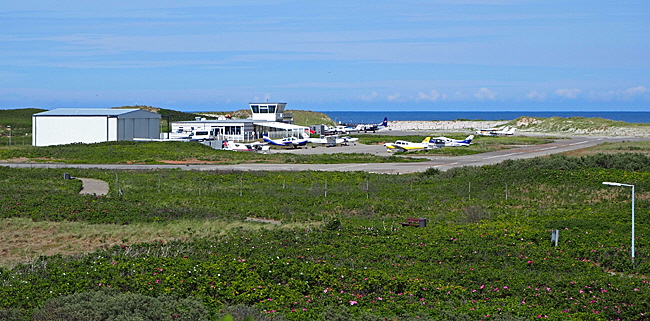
left=1, top=153, right=649, bottom=320
left=0, top=140, right=425, bottom=164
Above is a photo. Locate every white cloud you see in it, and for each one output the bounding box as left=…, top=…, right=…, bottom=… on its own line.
left=387, top=93, right=401, bottom=101
left=417, top=90, right=441, bottom=101
left=525, top=90, right=547, bottom=101
left=452, top=91, right=466, bottom=100
left=555, top=88, right=582, bottom=99
left=588, top=86, right=649, bottom=102
left=474, top=87, right=496, bottom=100
left=359, top=91, right=379, bottom=101
left=620, top=86, right=649, bottom=99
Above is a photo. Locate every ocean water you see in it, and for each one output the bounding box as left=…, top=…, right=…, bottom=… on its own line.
left=324, top=111, right=650, bottom=124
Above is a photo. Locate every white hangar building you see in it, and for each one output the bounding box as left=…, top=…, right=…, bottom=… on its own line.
left=32, top=108, right=161, bottom=147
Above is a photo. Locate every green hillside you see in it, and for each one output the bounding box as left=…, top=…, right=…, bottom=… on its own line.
left=115, top=105, right=217, bottom=132
left=289, top=110, right=336, bottom=126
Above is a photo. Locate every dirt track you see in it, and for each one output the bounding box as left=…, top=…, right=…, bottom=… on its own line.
left=77, top=178, right=109, bottom=196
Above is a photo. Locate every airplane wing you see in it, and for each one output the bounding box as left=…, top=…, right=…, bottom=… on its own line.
left=383, top=142, right=405, bottom=152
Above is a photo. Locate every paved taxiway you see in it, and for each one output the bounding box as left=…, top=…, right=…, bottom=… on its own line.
left=1, top=135, right=647, bottom=174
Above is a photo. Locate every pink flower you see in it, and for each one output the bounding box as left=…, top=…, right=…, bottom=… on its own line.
left=349, top=300, right=357, bottom=305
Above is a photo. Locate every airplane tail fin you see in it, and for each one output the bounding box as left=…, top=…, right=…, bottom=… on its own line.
left=462, top=135, right=474, bottom=144
left=507, top=128, right=516, bottom=134
left=381, top=117, right=388, bottom=127
left=422, top=136, right=432, bottom=143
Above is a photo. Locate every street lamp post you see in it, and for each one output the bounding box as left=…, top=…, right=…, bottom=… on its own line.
left=602, top=182, right=635, bottom=260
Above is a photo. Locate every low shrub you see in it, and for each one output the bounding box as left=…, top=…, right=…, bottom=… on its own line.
left=31, top=290, right=208, bottom=321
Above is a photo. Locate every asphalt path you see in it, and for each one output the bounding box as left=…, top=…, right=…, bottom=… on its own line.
left=1, top=135, right=646, bottom=174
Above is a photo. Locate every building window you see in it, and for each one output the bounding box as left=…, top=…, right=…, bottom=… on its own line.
left=225, top=126, right=242, bottom=135
left=269, top=105, right=276, bottom=113
left=251, top=105, right=259, bottom=113
left=260, top=106, right=268, bottom=113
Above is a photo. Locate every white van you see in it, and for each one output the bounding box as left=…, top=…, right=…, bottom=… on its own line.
left=190, top=129, right=215, bottom=141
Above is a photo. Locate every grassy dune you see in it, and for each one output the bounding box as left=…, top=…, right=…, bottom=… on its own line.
left=508, top=116, right=650, bottom=136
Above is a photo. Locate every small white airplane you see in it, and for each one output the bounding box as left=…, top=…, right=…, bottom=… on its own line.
left=384, top=137, right=437, bottom=152
left=429, top=135, right=474, bottom=147
left=308, top=135, right=359, bottom=147
left=476, top=127, right=516, bottom=136
left=324, top=125, right=359, bottom=134
left=355, top=117, right=389, bottom=132
left=340, top=136, right=359, bottom=144
left=496, top=127, right=516, bottom=135
left=263, top=134, right=308, bottom=148
left=324, top=117, right=388, bottom=134
left=222, top=140, right=270, bottom=153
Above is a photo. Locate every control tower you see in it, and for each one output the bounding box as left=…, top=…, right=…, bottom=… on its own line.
left=249, top=102, right=292, bottom=123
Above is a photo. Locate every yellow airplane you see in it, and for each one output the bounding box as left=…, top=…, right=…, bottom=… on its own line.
left=383, top=137, right=436, bottom=152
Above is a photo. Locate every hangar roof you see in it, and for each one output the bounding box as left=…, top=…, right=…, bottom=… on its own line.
left=34, top=108, right=156, bottom=117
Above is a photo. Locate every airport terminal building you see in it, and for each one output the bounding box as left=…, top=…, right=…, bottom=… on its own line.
left=171, top=102, right=309, bottom=142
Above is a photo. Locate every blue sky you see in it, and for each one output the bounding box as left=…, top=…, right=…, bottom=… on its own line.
left=1, top=0, right=648, bottom=111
